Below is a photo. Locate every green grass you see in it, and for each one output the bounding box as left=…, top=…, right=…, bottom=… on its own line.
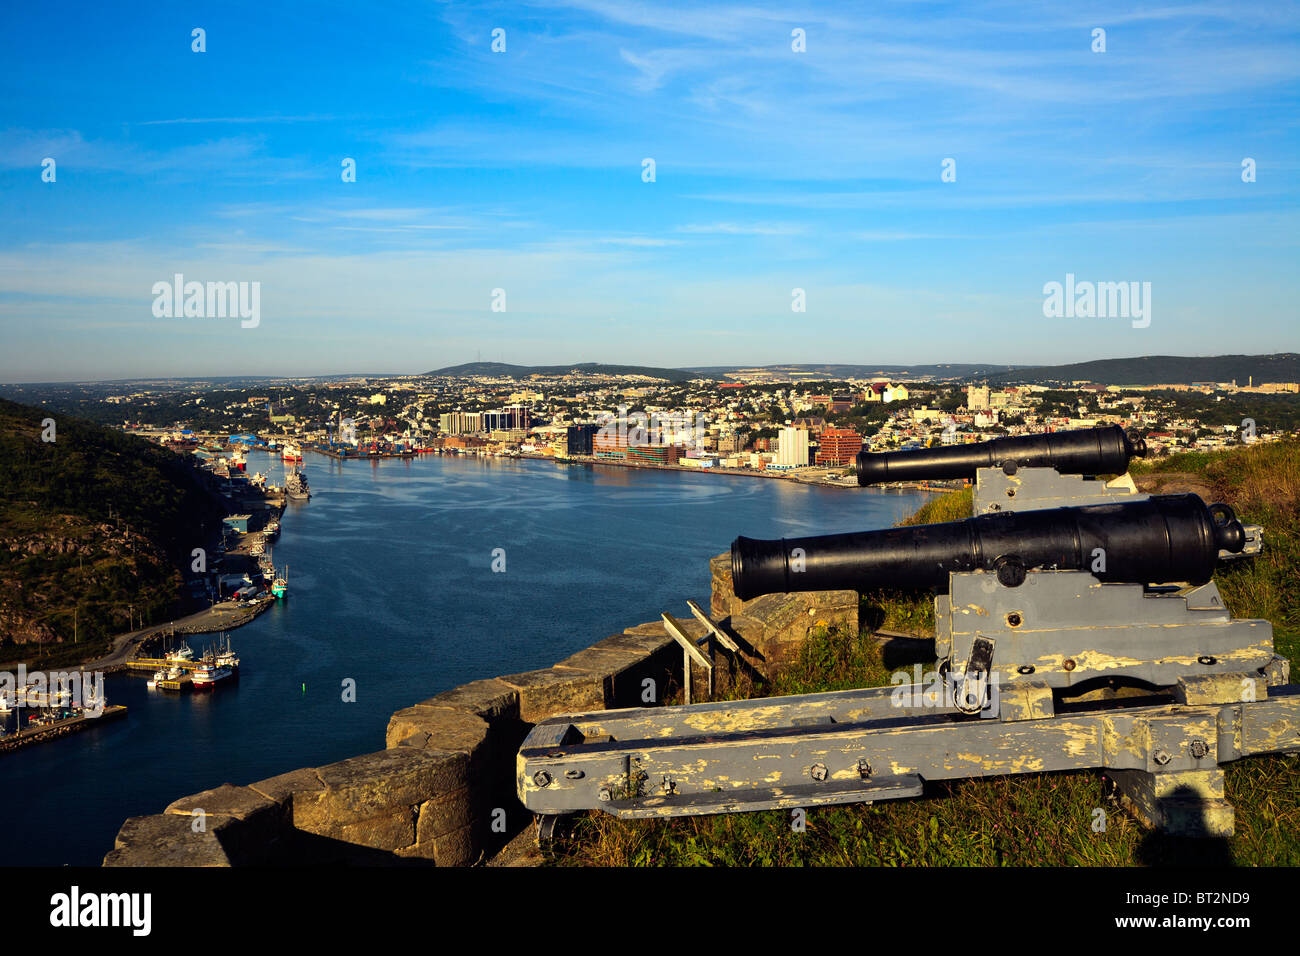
left=859, top=487, right=972, bottom=637
left=552, top=446, right=1300, bottom=867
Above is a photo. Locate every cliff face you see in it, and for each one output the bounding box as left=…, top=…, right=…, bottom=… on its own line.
left=0, top=398, right=221, bottom=659
left=0, top=511, right=177, bottom=647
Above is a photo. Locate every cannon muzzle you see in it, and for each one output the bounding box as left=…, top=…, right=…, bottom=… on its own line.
left=856, top=425, right=1146, bottom=486
left=731, top=494, right=1244, bottom=601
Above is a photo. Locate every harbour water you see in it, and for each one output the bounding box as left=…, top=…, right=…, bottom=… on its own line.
left=2, top=452, right=929, bottom=866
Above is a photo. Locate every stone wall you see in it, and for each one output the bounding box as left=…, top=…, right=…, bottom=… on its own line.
left=103, top=555, right=857, bottom=866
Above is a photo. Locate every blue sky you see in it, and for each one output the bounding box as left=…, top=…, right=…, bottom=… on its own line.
left=1, top=0, right=1297, bottom=382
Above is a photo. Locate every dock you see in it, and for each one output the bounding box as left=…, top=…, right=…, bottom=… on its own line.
left=309, top=445, right=417, bottom=460
left=127, top=658, right=199, bottom=692
left=0, top=705, right=128, bottom=753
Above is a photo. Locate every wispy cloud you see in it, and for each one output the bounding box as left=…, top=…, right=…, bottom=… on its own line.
left=676, top=222, right=806, bottom=235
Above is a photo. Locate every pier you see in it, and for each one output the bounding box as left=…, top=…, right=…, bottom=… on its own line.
left=0, top=705, right=127, bottom=753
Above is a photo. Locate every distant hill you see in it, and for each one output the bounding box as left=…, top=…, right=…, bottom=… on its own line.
left=685, top=363, right=1025, bottom=380
left=429, top=362, right=708, bottom=383
left=0, top=398, right=224, bottom=663
left=981, top=353, right=1300, bottom=387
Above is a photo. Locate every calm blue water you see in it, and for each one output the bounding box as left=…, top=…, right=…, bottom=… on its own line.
left=2, top=452, right=927, bottom=866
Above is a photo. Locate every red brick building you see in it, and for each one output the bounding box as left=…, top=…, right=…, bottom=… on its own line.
left=815, top=427, right=863, bottom=465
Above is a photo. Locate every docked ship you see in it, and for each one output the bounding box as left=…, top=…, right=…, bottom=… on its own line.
left=272, top=564, right=288, bottom=599
left=285, top=467, right=310, bottom=500
left=165, top=641, right=194, bottom=663
left=230, top=448, right=247, bottom=471
left=281, top=443, right=303, bottom=462
left=193, top=636, right=239, bottom=691
left=191, top=661, right=234, bottom=691
left=215, top=635, right=241, bottom=672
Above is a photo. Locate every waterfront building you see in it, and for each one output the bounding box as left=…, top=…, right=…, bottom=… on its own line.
left=593, top=430, right=630, bottom=460
left=440, top=411, right=484, bottom=434
left=627, top=444, right=681, bottom=465
left=776, top=426, right=811, bottom=467
left=815, top=427, right=863, bottom=466
left=482, top=405, right=530, bottom=431
left=566, top=424, right=599, bottom=456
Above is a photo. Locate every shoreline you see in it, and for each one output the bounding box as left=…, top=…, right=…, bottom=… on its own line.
left=382, top=447, right=964, bottom=494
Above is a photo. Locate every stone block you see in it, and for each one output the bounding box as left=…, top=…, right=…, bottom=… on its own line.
left=710, top=552, right=735, bottom=619
left=393, top=824, right=476, bottom=865
left=164, top=783, right=276, bottom=821
left=294, top=748, right=467, bottom=835
left=162, top=783, right=285, bottom=865
left=425, top=678, right=520, bottom=725
left=433, top=822, right=476, bottom=866
left=415, top=786, right=474, bottom=843
left=592, top=631, right=674, bottom=655
left=103, top=814, right=231, bottom=867
left=338, top=806, right=417, bottom=851
left=496, top=666, right=607, bottom=723
left=386, top=704, right=491, bottom=771
left=731, top=591, right=858, bottom=670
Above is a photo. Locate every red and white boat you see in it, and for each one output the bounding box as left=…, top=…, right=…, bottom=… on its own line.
left=191, top=663, right=232, bottom=691
left=281, top=443, right=303, bottom=462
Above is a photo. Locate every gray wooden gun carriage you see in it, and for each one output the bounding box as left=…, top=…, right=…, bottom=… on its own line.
left=517, top=426, right=1297, bottom=845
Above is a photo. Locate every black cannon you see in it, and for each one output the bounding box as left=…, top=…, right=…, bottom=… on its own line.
left=855, top=424, right=1146, bottom=486
left=730, top=494, right=1245, bottom=601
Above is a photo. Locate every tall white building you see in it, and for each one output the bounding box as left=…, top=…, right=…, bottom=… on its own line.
left=777, top=426, right=810, bottom=467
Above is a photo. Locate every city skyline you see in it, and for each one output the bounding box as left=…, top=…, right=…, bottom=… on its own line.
left=2, top=0, right=1299, bottom=383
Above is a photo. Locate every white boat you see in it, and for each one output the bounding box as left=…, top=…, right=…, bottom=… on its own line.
left=146, top=668, right=167, bottom=690
left=281, top=443, right=303, bottom=462
left=165, top=641, right=194, bottom=663
left=214, top=635, right=240, bottom=671
left=166, top=665, right=182, bottom=679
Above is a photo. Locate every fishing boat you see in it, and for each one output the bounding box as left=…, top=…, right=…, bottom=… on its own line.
left=214, top=635, right=241, bottom=672
left=191, top=661, right=234, bottom=691
left=165, top=641, right=194, bottom=663
left=281, top=443, right=303, bottom=462
left=272, top=564, right=288, bottom=599
left=146, top=668, right=167, bottom=690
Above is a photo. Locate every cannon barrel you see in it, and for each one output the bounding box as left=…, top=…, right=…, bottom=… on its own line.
left=855, top=425, right=1146, bottom=486
left=731, top=494, right=1245, bottom=601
